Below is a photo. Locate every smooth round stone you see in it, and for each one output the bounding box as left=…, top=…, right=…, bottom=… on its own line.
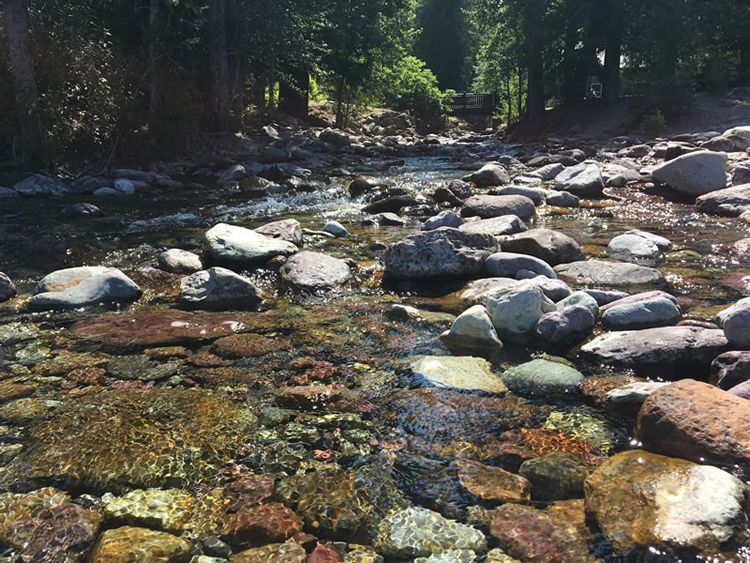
left=495, top=185, right=546, bottom=205
left=606, top=234, right=663, bottom=266
left=723, top=301, right=750, bottom=349
left=462, top=163, right=510, bottom=187
left=601, top=296, right=681, bottom=330
left=204, top=223, right=298, bottom=266
left=158, top=249, right=203, bottom=274
left=606, top=381, right=669, bottom=409
left=501, top=229, right=585, bottom=266
left=522, top=275, right=572, bottom=302
left=583, top=289, right=629, bottom=306
left=651, top=150, right=728, bottom=196
left=373, top=212, right=407, bottom=226
left=545, top=191, right=580, bottom=207
left=535, top=305, right=596, bottom=352
left=279, top=250, right=351, bottom=291
left=710, top=351, right=750, bottom=389
left=461, top=195, right=536, bottom=221
left=623, top=229, right=672, bottom=252
left=439, top=305, right=504, bottom=353
left=519, top=452, right=590, bottom=501
left=255, top=218, right=304, bottom=245
left=485, top=283, right=554, bottom=343
left=423, top=210, right=465, bottom=231
left=557, top=291, right=599, bottom=318
left=113, top=179, right=136, bottom=194
left=410, top=356, right=507, bottom=394
left=0, top=272, right=17, bottom=303
left=180, top=267, right=263, bottom=310
left=323, top=220, right=348, bottom=237
left=501, top=359, right=584, bottom=398
left=554, top=261, right=663, bottom=287
left=29, top=267, right=142, bottom=311
left=458, top=215, right=527, bottom=236
left=485, top=252, right=556, bottom=279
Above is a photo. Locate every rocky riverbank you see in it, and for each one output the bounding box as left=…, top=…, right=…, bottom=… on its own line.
left=0, top=119, right=750, bottom=561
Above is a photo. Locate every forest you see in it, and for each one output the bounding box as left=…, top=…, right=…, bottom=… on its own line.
left=2, top=0, right=749, bottom=165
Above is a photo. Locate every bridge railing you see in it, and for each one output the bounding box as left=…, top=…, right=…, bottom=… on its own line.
left=447, top=93, right=499, bottom=115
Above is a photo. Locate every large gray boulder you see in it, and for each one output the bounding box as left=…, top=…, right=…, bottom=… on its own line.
left=461, top=195, right=536, bottom=221
left=12, top=174, right=68, bottom=197
left=279, top=251, right=351, bottom=291
left=204, top=223, right=298, bottom=266
left=462, top=163, right=510, bottom=187
left=458, top=215, right=526, bottom=236
left=485, top=252, right=556, bottom=279
left=423, top=210, right=465, bottom=231
left=254, top=218, right=303, bottom=245
left=695, top=183, right=750, bottom=216
left=0, top=272, right=16, bottom=303
left=710, top=351, right=750, bottom=390
left=722, top=300, right=750, bottom=349
left=601, top=296, right=681, bottom=330
left=651, top=150, right=728, bottom=196
left=580, top=326, right=728, bottom=376
left=384, top=228, right=498, bottom=279
left=554, top=163, right=604, bottom=197
left=732, top=162, right=750, bottom=186
left=180, top=267, right=263, bottom=310
left=606, top=234, right=664, bottom=267
left=485, top=283, right=554, bottom=343
left=555, top=261, right=663, bottom=288
left=501, top=229, right=584, bottom=266
left=495, top=185, right=546, bottom=205
left=29, top=267, right=142, bottom=311
left=535, top=305, right=596, bottom=352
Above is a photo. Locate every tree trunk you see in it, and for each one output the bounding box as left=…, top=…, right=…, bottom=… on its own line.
left=4, top=0, right=44, bottom=164
left=208, top=0, right=230, bottom=127
left=278, top=68, right=310, bottom=119
left=603, top=0, right=624, bottom=103
left=524, top=0, right=546, bottom=124
left=148, top=0, right=160, bottom=116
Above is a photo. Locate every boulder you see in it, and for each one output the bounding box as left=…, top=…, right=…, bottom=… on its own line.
left=728, top=380, right=750, bottom=400
left=554, top=163, right=604, bottom=197
left=584, top=450, right=748, bottom=553
left=495, top=185, right=546, bottom=205
left=180, top=267, right=263, bottom=310
left=485, top=283, right=554, bottom=343
left=651, top=150, right=728, bottom=196
left=524, top=275, right=572, bottom=302
left=583, top=289, right=630, bottom=306
left=530, top=163, right=565, bottom=181
left=0, top=273, right=16, bottom=303
left=606, top=234, right=663, bottom=267
left=279, top=251, right=351, bottom=291
left=410, top=356, right=507, bottom=393
left=606, top=382, right=669, bottom=410
left=554, top=261, right=663, bottom=288
left=384, top=228, right=498, bottom=279
left=732, top=162, right=750, bottom=186
left=255, top=218, right=303, bottom=245
left=439, top=305, right=504, bottom=353
left=695, top=183, right=750, bottom=216
left=12, top=174, right=68, bottom=197
left=723, top=300, right=750, bottom=349
left=423, top=210, right=465, bottom=231
left=458, top=215, right=527, bottom=236
left=485, top=252, right=556, bottom=279
left=545, top=191, right=580, bottom=208
left=501, top=358, right=584, bottom=398
left=580, top=327, right=728, bottom=377
left=501, top=229, right=584, bottom=266
left=204, top=223, right=298, bottom=266
left=462, top=163, right=510, bottom=187
left=29, top=267, right=142, bottom=311
left=461, top=195, right=536, bottom=221
left=622, top=229, right=672, bottom=252
left=535, top=306, right=596, bottom=352
left=710, top=351, right=750, bottom=390
left=557, top=291, right=599, bottom=318
left=724, top=126, right=750, bottom=144
left=601, top=296, right=681, bottom=330
left=157, top=249, right=203, bottom=274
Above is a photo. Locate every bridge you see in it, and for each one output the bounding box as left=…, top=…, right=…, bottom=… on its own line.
left=447, top=92, right=499, bottom=116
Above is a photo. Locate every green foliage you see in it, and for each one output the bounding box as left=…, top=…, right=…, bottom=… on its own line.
left=641, top=110, right=667, bottom=139
left=376, top=56, right=449, bottom=125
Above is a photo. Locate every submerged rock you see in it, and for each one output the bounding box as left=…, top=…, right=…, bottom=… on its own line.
left=89, top=526, right=192, bottom=563
left=651, top=150, right=728, bottom=196
left=456, top=458, right=531, bottom=503
left=584, top=450, right=748, bottom=554
left=232, top=542, right=306, bottom=562
left=410, top=356, right=507, bottom=393
left=204, top=223, right=298, bottom=266
left=3, top=389, right=256, bottom=493
left=501, top=359, right=584, bottom=398
left=180, top=267, right=264, bottom=310
left=279, top=251, right=351, bottom=291
left=384, top=228, right=497, bottom=279
left=101, top=488, right=193, bottom=532
left=375, top=506, right=486, bottom=559
left=637, top=379, right=750, bottom=469
left=29, top=266, right=142, bottom=311
left=580, top=327, right=727, bottom=376
left=224, top=502, right=303, bottom=547
left=519, top=452, right=590, bottom=501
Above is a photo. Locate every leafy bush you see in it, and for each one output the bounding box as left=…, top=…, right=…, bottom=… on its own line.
left=375, top=56, right=450, bottom=128
left=641, top=110, right=667, bottom=139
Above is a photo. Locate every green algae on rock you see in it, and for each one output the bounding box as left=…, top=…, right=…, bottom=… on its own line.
left=3, top=389, right=256, bottom=493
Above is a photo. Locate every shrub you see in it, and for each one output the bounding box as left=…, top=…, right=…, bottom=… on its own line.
left=641, top=110, right=667, bottom=139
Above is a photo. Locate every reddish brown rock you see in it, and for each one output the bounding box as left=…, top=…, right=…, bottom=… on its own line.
left=224, top=503, right=303, bottom=547
left=62, top=367, right=106, bottom=389
left=307, top=543, right=344, bottom=563
left=223, top=474, right=276, bottom=512
left=637, top=379, right=750, bottom=469
left=496, top=428, right=607, bottom=470
left=456, top=459, right=531, bottom=503
left=276, top=385, right=370, bottom=412
left=212, top=333, right=289, bottom=358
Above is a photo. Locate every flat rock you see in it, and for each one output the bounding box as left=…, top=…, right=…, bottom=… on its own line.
left=501, top=359, right=584, bottom=398
left=279, top=251, right=351, bottom=291
left=458, top=215, right=526, bottom=236
left=580, top=327, right=728, bottom=376
left=501, top=229, right=584, bottom=266
left=637, top=379, right=750, bottom=469
left=180, top=267, right=263, bottom=310
left=89, top=526, right=192, bottom=563
left=457, top=458, right=531, bottom=503
left=606, top=234, right=663, bottom=267
left=254, top=218, right=303, bottom=245
left=601, top=296, right=681, bottom=330
left=461, top=195, right=536, bottom=221
left=204, top=223, right=298, bottom=266
left=486, top=252, right=556, bottom=279
left=410, top=356, right=507, bottom=393
left=695, top=183, right=750, bottom=216
left=101, top=488, right=193, bottom=533
left=651, top=150, right=728, bottom=196
left=584, top=450, right=748, bottom=553
left=384, top=228, right=498, bottom=279
left=554, top=261, right=663, bottom=288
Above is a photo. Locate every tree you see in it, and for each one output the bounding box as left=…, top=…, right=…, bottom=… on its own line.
left=523, top=0, right=547, bottom=123
left=602, top=0, right=624, bottom=103
left=3, top=0, right=44, bottom=164
left=208, top=0, right=230, bottom=127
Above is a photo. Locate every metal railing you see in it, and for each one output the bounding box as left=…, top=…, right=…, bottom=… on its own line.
left=447, top=93, right=499, bottom=115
